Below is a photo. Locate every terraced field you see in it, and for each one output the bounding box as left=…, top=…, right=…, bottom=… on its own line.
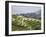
left=12, top=15, right=41, bottom=31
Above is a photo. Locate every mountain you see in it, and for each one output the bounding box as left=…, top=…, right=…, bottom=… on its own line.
left=15, top=10, right=41, bottom=19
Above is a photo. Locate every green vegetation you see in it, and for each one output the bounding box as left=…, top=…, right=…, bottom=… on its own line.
left=12, top=15, right=41, bottom=31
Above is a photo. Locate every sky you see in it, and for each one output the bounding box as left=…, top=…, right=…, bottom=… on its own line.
left=11, top=5, right=41, bottom=15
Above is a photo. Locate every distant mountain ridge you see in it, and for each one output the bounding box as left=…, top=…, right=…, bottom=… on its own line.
left=14, top=10, right=41, bottom=19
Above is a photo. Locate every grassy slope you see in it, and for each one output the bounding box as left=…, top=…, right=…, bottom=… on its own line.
left=12, top=15, right=41, bottom=31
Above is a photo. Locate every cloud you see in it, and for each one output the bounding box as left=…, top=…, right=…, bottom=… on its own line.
left=11, top=5, right=41, bottom=15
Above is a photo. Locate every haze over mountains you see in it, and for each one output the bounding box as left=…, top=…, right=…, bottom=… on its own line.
left=12, top=5, right=41, bottom=14
left=12, top=5, right=41, bottom=19
left=15, top=10, right=41, bottom=19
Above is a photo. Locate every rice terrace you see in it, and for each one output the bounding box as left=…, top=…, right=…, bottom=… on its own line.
left=12, top=15, right=41, bottom=31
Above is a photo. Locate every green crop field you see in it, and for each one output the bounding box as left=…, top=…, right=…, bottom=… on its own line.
left=12, top=15, right=41, bottom=31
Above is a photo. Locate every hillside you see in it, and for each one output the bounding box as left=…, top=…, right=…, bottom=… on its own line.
left=12, top=15, right=41, bottom=31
